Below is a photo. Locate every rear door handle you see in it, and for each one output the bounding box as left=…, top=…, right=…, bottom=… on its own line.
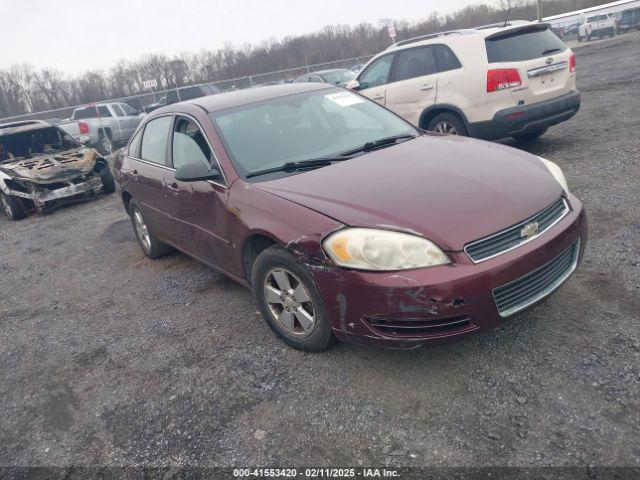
left=420, top=84, right=434, bottom=91
left=372, top=95, right=384, bottom=101
left=132, top=169, right=138, bottom=175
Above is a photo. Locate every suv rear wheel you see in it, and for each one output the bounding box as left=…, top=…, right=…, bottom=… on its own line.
left=428, top=112, right=468, bottom=136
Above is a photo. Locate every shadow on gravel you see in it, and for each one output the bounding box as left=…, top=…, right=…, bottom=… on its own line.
left=101, top=219, right=135, bottom=243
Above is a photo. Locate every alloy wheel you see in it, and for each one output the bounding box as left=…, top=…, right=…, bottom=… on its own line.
left=434, top=121, right=458, bottom=135
left=263, top=267, right=316, bottom=337
left=133, top=209, right=151, bottom=251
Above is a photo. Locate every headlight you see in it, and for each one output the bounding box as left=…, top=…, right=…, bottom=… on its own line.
left=323, top=228, right=450, bottom=271
left=539, top=156, right=569, bottom=193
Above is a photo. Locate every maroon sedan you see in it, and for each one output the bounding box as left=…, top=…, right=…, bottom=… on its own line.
left=113, top=83, right=586, bottom=351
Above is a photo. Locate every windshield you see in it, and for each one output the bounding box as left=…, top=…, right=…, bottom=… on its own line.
left=210, top=88, right=417, bottom=179
left=322, top=70, right=356, bottom=84
left=0, top=126, right=80, bottom=162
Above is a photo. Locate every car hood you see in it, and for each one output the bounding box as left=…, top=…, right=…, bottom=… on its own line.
left=254, top=135, right=563, bottom=251
left=0, top=147, right=99, bottom=183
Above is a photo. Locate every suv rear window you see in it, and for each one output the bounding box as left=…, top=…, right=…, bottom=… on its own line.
left=485, top=27, right=567, bottom=63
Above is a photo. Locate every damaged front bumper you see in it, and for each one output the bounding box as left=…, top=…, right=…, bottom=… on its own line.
left=5, top=175, right=105, bottom=211
left=0, top=148, right=109, bottom=212
left=309, top=196, right=587, bottom=349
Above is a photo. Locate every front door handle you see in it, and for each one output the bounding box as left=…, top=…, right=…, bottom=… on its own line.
left=165, top=182, right=180, bottom=193
left=420, top=84, right=434, bottom=91
left=372, top=95, right=384, bottom=101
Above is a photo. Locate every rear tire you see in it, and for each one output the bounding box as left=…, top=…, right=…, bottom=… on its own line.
left=101, top=167, right=116, bottom=194
left=128, top=200, right=173, bottom=259
left=512, top=128, right=547, bottom=144
left=0, top=191, right=28, bottom=221
left=251, top=246, right=334, bottom=352
left=427, top=112, right=468, bottom=136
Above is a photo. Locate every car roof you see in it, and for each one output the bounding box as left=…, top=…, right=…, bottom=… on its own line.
left=163, top=82, right=334, bottom=114
left=385, top=20, right=543, bottom=51
left=0, top=120, right=53, bottom=136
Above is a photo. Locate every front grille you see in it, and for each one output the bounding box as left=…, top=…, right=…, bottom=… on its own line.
left=366, top=315, right=477, bottom=338
left=493, top=239, right=580, bottom=317
left=465, top=197, right=569, bottom=263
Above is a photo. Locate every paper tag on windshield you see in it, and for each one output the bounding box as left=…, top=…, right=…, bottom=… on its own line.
left=325, top=92, right=365, bottom=107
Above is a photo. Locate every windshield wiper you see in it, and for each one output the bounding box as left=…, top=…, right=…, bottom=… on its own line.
left=340, top=133, right=418, bottom=156
left=542, top=48, right=563, bottom=55
left=246, top=156, right=354, bottom=178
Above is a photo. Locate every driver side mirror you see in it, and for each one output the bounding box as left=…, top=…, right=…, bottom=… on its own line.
left=174, top=161, right=221, bottom=182
left=346, top=79, right=361, bottom=91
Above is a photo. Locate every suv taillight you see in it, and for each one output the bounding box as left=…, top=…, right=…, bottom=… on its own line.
left=79, top=121, right=89, bottom=134
left=569, top=53, right=576, bottom=73
left=487, top=69, right=522, bottom=92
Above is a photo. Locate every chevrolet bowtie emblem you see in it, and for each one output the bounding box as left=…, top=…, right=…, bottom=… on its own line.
left=521, top=221, right=539, bottom=238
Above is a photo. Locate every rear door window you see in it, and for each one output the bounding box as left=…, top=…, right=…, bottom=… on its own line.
left=485, top=27, right=567, bottom=63
left=97, top=106, right=112, bottom=117
left=140, top=116, right=172, bottom=165
left=392, top=46, right=437, bottom=82
left=434, top=44, right=462, bottom=71
left=358, top=54, right=394, bottom=89
left=112, top=104, right=125, bottom=116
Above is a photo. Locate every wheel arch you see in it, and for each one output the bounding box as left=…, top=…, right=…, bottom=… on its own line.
left=121, top=190, right=133, bottom=212
left=418, top=104, right=471, bottom=131
left=242, top=232, right=281, bottom=282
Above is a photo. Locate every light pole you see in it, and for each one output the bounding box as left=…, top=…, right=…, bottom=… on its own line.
left=537, top=0, right=544, bottom=22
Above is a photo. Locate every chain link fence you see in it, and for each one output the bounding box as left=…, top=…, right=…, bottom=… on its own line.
left=0, top=55, right=374, bottom=153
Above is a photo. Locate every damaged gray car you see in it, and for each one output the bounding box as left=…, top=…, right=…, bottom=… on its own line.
left=0, top=120, right=115, bottom=220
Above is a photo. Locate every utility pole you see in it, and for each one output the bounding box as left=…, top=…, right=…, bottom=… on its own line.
left=537, top=0, right=544, bottom=22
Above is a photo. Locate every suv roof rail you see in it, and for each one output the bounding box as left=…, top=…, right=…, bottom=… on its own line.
left=475, top=20, right=531, bottom=30
left=388, top=30, right=475, bottom=49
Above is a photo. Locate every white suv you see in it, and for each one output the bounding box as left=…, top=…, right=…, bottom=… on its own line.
left=348, top=21, right=580, bottom=142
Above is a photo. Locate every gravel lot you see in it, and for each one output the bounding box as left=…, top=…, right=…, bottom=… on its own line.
left=1, top=33, right=639, bottom=471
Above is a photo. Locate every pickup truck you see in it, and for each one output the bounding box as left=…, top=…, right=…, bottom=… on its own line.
left=578, top=14, right=617, bottom=41
left=58, top=102, right=144, bottom=154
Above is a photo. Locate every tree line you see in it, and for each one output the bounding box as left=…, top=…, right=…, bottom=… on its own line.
left=0, top=0, right=608, bottom=118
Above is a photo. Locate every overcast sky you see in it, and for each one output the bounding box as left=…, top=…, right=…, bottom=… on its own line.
left=0, top=0, right=481, bottom=75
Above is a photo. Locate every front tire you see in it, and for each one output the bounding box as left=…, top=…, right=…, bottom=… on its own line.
left=1, top=191, right=28, bottom=221
left=427, top=112, right=468, bottom=136
left=128, top=200, right=173, bottom=259
left=251, top=247, right=334, bottom=352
